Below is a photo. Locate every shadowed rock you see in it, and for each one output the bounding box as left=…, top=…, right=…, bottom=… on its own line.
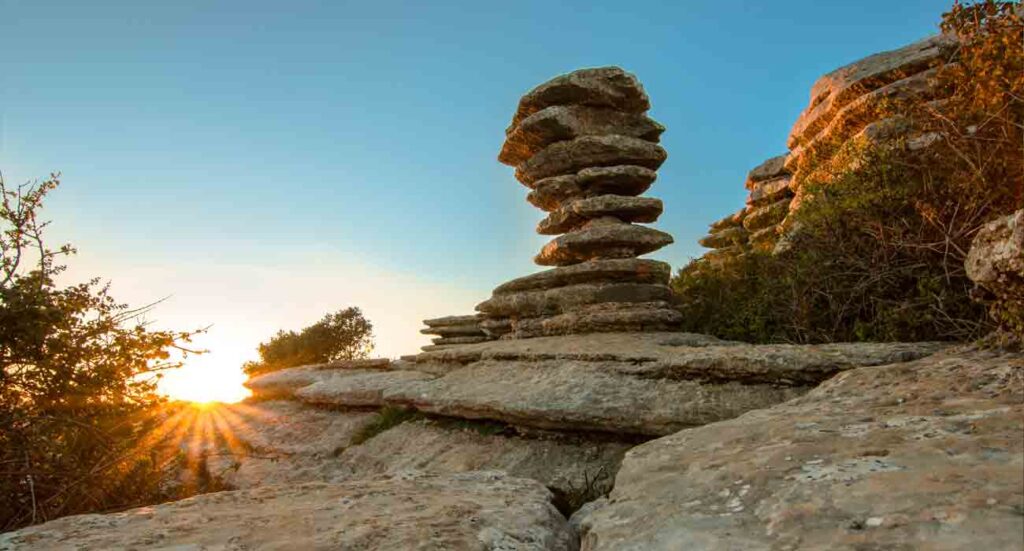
left=516, top=135, right=667, bottom=187
left=501, top=105, right=664, bottom=166
left=535, top=220, right=673, bottom=266
left=492, top=259, right=671, bottom=295
left=538, top=195, right=663, bottom=234
left=508, top=66, right=650, bottom=130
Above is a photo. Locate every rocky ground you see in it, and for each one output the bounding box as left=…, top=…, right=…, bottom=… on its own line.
left=4, top=334, right=1020, bottom=550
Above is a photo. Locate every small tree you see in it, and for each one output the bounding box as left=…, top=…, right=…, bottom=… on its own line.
left=243, top=307, right=373, bottom=375
left=0, top=173, right=205, bottom=530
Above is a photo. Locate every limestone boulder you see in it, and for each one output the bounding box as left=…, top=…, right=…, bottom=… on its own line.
left=432, top=335, right=491, bottom=346
left=965, top=208, right=1024, bottom=299
left=338, top=418, right=631, bottom=505
left=492, top=258, right=671, bottom=295
left=538, top=195, right=663, bottom=234
left=1, top=472, right=576, bottom=551
left=516, top=135, right=667, bottom=187
left=575, top=349, right=1024, bottom=550
left=244, top=365, right=325, bottom=397
left=501, top=105, right=664, bottom=166
left=508, top=66, right=650, bottom=130
left=535, top=220, right=674, bottom=266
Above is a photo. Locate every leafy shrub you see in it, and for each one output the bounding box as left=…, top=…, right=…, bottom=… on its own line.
left=674, top=1, right=1022, bottom=344
left=243, top=307, right=374, bottom=375
left=0, top=175, right=206, bottom=531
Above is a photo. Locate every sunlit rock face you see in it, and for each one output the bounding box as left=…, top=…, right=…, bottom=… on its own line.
left=480, top=67, right=680, bottom=339
left=698, top=33, right=958, bottom=260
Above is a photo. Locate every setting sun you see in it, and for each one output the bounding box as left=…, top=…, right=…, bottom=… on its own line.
left=159, top=360, right=251, bottom=404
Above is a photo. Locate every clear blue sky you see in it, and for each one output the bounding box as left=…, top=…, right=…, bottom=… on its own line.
left=1, top=0, right=954, bottom=394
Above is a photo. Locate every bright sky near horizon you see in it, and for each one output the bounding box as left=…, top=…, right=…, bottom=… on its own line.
left=2, top=0, right=953, bottom=401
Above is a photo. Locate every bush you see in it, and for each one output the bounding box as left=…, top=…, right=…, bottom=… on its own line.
left=242, top=307, right=374, bottom=375
left=673, top=1, right=1022, bottom=344
left=0, top=174, right=206, bottom=530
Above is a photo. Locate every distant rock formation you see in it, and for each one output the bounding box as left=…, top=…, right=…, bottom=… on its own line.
left=699, top=33, right=957, bottom=261
left=418, top=314, right=491, bottom=351
left=480, top=67, right=681, bottom=338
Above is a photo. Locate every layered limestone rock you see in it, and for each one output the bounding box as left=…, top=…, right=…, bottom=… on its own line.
left=1, top=472, right=576, bottom=551
left=573, top=348, right=1024, bottom=550
left=481, top=67, right=678, bottom=338
left=699, top=33, right=957, bottom=260
left=698, top=154, right=794, bottom=259
left=391, top=333, right=945, bottom=436
left=419, top=314, right=492, bottom=350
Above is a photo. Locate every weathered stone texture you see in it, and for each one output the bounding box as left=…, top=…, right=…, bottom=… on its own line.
left=535, top=221, right=673, bottom=266
left=1, top=472, right=576, bottom=551
left=575, top=349, right=1023, bottom=550
left=516, top=135, right=667, bottom=187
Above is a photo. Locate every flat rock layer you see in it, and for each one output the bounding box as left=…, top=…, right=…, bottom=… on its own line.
left=1, top=472, right=575, bottom=551
left=538, top=195, right=663, bottom=234
left=338, top=418, right=632, bottom=501
left=491, top=258, right=671, bottom=295
left=528, top=166, right=657, bottom=212
left=510, top=302, right=682, bottom=338
left=509, top=66, right=650, bottom=130
left=516, top=135, right=667, bottom=187
left=501, top=104, right=664, bottom=166
left=384, top=358, right=806, bottom=436
left=535, top=221, right=674, bottom=266
left=295, top=370, right=436, bottom=407
left=575, top=349, right=1024, bottom=550
left=477, top=282, right=673, bottom=318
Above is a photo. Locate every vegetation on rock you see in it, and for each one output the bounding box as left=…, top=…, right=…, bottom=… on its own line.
left=242, top=307, right=374, bottom=375
left=674, top=0, right=1023, bottom=344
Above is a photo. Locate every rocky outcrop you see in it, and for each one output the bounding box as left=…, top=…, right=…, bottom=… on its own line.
left=420, top=314, right=492, bottom=350
left=1, top=472, right=576, bottom=551
left=966, top=208, right=1024, bottom=344
left=337, top=419, right=631, bottom=506
left=574, top=348, right=1024, bottom=550
left=699, top=33, right=958, bottom=258
left=480, top=67, right=679, bottom=338
left=389, top=334, right=945, bottom=435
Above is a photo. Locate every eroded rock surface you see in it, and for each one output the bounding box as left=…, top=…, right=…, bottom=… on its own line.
left=575, top=349, right=1024, bottom=550
left=338, top=418, right=631, bottom=502
left=1, top=472, right=576, bottom=551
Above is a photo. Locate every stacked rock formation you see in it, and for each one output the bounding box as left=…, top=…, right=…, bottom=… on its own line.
left=700, top=33, right=957, bottom=256
left=478, top=67, right=681, bottom=339
left=419, top=314, right=491, bottom=351
left=699, top=154, right=795, bottom=262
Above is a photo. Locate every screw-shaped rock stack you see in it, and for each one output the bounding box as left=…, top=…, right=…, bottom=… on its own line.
left=477, top=67, right=681, bottom=339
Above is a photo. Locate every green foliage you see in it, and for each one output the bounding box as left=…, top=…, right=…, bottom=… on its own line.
left=243, top=307, right=374, bottom=375
left=349, top=406, right=422, bottom=446
left=674, top=2, right=1022, bottom=344
left=0, top=174, right=205, bottom=530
